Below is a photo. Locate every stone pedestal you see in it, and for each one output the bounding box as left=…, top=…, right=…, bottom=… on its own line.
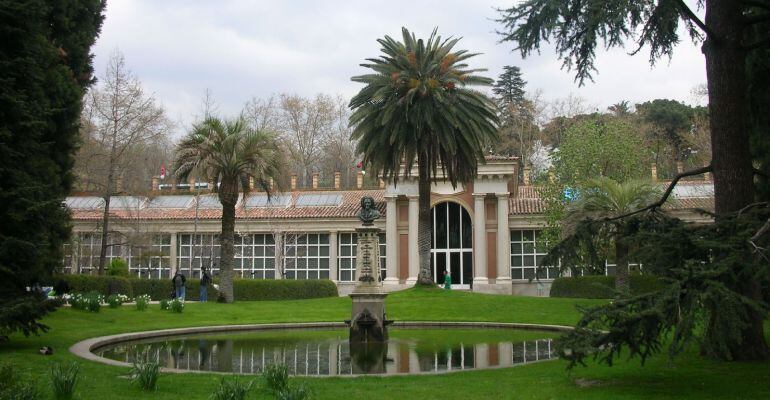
left=348, top=227, right=390, bottom=342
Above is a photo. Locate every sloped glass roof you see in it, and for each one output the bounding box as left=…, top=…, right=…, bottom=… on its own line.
left=672, top=183, right=714, bottom=198
left=197, top=195, right=222, bottom=209
left=295, top=194, right=343, bottom=207
left=245, top=194, right=291, bottom=208
left=147, top=196, right=194, bottom=209
left=110, top=196, right=147, bottom=210
left=65, top=197, right=104, bottom=209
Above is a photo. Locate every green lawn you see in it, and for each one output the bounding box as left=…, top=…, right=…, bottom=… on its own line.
left=2, top=287, right=769, bottom=399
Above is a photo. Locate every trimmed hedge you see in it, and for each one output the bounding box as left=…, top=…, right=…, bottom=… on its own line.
left=53, top=275, right=133, bottom=297
left=232, top=279, right=338, bottom=301
left=550, top=275, right=665, bottom=299
left=51, top=275, right=338, bottom=301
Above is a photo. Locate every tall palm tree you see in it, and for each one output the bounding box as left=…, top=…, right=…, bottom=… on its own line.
left=349, top=28, right=499, bottom=285
left=174, top=117, right=284, bottom=302
left=565, top=177, right=660, bottom=295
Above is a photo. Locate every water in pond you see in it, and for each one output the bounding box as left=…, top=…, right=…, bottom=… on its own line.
left=95, top=328, right=557, bottom=376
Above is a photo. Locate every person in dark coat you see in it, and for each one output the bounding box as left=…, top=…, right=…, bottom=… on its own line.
left=171, top=270, right=186, bottom=300
left=200, top=267, right=211, bottom=302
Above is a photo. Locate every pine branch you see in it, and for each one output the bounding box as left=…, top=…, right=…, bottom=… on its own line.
left=673, top=0, right=718, bottom=40
left=604, top=164, right=713, bottom=222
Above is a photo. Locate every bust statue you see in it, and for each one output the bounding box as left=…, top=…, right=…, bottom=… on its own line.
left=357, top=196, right=381, bottom=226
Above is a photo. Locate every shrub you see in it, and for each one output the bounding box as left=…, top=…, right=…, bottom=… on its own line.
left=135, top=294, right=151, bottom=311
left=169, top=298, right=184, bottom=313
left=0, top=363, right=40, bottom=400
left=276, top=385, right=311, bottom=400
left=232, top=279, right=337, bottom=301
left=130, top=360, right=159, bottom=391
left=159, top=299, right=170, bottom=310
left=209, top=377, right=254, bottom=400
left=50, top=361, right=79, bottom=400
left=262, top=363, right=289, bottom=394
left=52, top=275, right=337, bottom=302
left=107, top=258, right=129, bottom=277
left=51, top=275, right=133, bottom=298
left=82, top=292, right=104, bottom=312
left=107, top=294, right=130, bottom=308
left=550, top=275, right=664, bottom=298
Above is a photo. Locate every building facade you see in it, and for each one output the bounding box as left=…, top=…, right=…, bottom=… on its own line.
left=64, top=158, right=715, bottom=296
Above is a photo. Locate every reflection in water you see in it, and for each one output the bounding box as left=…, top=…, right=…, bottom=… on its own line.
left=97, top=330, right=556, bottom=376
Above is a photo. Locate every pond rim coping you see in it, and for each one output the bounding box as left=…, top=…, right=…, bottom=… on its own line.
left=70, top=321, right=573, bottom=377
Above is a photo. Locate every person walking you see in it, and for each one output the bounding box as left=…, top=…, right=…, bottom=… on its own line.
left=443, top=270, right=452, bottom=290
left=200, top=267, right=211, bottom=302
left=172, top=270, right=186, bottom=300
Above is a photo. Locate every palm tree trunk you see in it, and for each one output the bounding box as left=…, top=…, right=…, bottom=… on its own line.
left=614, top=232, right=629, bottom=297
left=416, top=151, right=434, bottom=285
left=219, top=183, right=237, bottom=303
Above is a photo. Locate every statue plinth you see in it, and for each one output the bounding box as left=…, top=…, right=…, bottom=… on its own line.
left=348, top=225, right=390, bottom=342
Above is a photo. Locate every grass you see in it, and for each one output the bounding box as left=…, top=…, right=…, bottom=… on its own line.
left=2, top=286, right=769, bottom=399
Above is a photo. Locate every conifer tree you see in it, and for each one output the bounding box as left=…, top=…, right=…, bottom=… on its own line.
left=0, top=0, right=105, bottom=338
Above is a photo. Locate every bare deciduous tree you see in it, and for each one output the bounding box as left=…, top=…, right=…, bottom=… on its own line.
left=78, top=50, right=173, bottom=274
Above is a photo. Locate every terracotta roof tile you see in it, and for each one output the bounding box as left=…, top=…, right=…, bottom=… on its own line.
left=69, top=190, right=386, bottom=221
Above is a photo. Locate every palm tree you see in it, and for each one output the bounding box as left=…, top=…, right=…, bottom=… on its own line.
left=174, top=117, right=284, bottom=302
left=349, top=28, right=499, bottom=285
left=565, top=177, right=660, bottom=295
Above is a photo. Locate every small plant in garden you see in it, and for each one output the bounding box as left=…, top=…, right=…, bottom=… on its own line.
left=1, top=363, right=40, bottom=400
left=209, top=376, right=254, bottom=400
left=261, top=363, right=310, bottom=400
left=50, top=361, right=79, bottom=400
left=159, top=298, right=170, bottom=310
left=68, top=293, right=85, bottom=310
left=276, top=385, right=311, bottom=400
left=85, top=292, right=103, bottom=312
left=135, top=294, right=151, bottom=311
left=262, top=363, right=289, bottom=394
left=107, top=294, right=130, bottom=308
left=130, top=360, right=160, bottom=391
left=169, top=297, right=184, bottom=313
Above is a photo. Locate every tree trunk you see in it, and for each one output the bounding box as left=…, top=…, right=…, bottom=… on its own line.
left=416, top=151, right=434, bottom=285
left=97, top=174, right=113, bottom=275
left=614, top=232, right=629, bottom=297
left=218, top=181, right=238, bottom=303
left=703, top=0, right=768, bottom=360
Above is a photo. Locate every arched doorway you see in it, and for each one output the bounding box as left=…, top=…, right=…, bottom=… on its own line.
left=431, top=201, right=473, bottom=289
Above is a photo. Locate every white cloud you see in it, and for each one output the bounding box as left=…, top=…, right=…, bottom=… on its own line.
left=91, top=0, right=707, bottom=137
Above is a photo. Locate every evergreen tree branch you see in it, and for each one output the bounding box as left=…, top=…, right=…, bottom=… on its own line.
left=673, top=0, right=717, bottom=40
left=604, top=164, right=713, bottom=222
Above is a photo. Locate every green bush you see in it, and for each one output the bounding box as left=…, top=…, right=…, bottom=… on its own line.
left=210, top=377, right=254, bottom=400
left=550, top=275, right=665, bottom=299
left=159, top=299, right=170, bottom=310
left=169, top=298, right=184, bottom=313
left=232, top=279, right=337, bottom=301
left=130, top=360, right=159, bottom=391
left=135, top=294, right=150, bottom=311
left=107, top=258, right=129, bottom=277
left=53, top=275, right=337, bottom=302
left=52, top=275, right=133, bottom=298
left=50, top=361, right=79, bottom=400
left=1, top=363, right=41, bottom=400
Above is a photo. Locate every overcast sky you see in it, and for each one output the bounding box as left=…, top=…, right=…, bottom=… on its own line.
left=91, top=1, right=708, bottom=136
